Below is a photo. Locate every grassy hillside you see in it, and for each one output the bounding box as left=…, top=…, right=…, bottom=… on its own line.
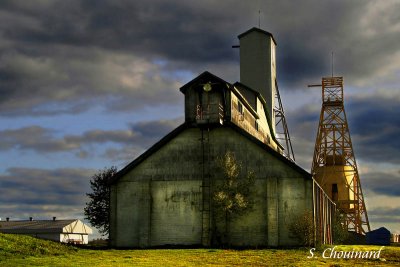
left=1, top=233, right=400, bottom=266
left=0, top=233, right=77, bottom=260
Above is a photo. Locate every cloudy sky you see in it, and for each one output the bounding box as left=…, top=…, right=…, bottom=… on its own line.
left=1, top=0, right=399, bottom=237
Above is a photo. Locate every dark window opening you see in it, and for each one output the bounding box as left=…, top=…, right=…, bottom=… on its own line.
left=332, top=184, right=338, bottom=202
left=238, top=102, right=243, bottom=114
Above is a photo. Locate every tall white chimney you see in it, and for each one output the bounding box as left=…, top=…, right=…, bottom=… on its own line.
left=238, top=27, right=277, bottom=134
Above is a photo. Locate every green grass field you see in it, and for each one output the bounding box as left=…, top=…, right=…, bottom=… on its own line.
left=1, top=233, right=399, bottom=266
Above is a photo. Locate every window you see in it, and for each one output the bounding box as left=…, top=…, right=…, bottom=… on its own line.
left=332, top=184, right=338, bottom=202
left=255, top=120, right=259, bottom=131
left=238, top=102, right=243, bottom=114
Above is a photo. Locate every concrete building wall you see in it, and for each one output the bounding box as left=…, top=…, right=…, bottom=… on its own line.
left=150, top=181, right=202, bottom=246
left=210, top=127, right=313, bottom=247
left=110, top=181, right=151, bottom=247
left=226, top=178, right=268, bottom=246
left=239, top=30, right=276, bottom=131
left=110, top=127, right=203, bottom=248
left=110, top=126, right=313, bottom=247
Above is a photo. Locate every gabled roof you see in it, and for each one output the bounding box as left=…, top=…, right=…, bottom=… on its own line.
left=110, top=123, right=188, bottom=184
left=230, top=84, right=259, bottom=119
left=110, top=122, right=311, bottom=184
left=111, top=69, right=303, bottom=184
left=180, top=71, right=231, bottom=94
left=180, top=71, right=259, bottom=119
left=234, top=82, right=264, bottom=100
left=238, top=27, right=277, bottom=45
left=225, top=121, right=310, bottom=178
left=0, top=219, right=92, bottom=234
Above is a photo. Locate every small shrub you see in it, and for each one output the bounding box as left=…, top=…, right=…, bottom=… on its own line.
left=288, top=210, right=315, bottom=247
left=332, top=212, right=350, bottom=244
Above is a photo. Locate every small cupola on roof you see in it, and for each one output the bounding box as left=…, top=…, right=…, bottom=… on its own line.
left=180, top=71, right=229, bottom=125
left=238, top=27, right=277, bottom=133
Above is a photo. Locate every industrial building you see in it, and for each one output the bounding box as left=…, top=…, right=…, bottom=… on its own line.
left=0, top=218, right=92, bottom=244
left=109, top=28, right=334, bottom=248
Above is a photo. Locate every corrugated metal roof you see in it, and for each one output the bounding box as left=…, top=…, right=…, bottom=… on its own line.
left=0, top=219, right=78, bottom=234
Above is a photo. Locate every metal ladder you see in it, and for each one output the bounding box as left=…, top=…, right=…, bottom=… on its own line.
left=200, top=128, right=211, bottom=246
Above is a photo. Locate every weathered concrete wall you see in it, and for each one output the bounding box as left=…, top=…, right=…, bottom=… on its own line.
left=110, top=181, right=151, bottom=247
left=209, top=127, right=313, bottom=247
left=110, top=126, right=313, bottom=247
left=225, top=179, right=268, bottom=246
left=150, top=181, right=202, bottom=246
left=110, top=128, right=204, bottom=248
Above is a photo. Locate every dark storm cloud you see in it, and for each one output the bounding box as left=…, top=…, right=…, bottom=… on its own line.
left=0, top=46, right=183, bottom=116
left=1, top=0, right=240, bottom=62
left=0, top=126, right=134, bottom=153
left=0, top=118, right=182, bottom=159
left=362, top=172, right=400, bottom=197
left=0, top=126, right=77, bottom=152
left=0, top=167, right=92, bottom=206
left=66, top=129, right=136, bottom=145
left=348, top=95, right=400, bottom=164
left=369, top=207, right=400, bottom=217
left=0, top=167, right=94, bottom=219
left=368, top=207, right=400, bottom=223
left=0, top=0, right=189, bottom=115
left=348, top=96, right=400, bottom=134
left=0, top=204, right=85, bottom=221
left=274, top=0, right=400, bottom=88
left=1, top=0, right=399, bottom=115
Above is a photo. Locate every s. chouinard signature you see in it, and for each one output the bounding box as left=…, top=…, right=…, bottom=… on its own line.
left=308, top=246, right=384, bottom=259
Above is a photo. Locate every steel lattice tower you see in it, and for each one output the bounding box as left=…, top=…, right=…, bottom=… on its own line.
left=274, top=82, right=295, bottom=161
left=311, top=77, right=370, bottom=234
